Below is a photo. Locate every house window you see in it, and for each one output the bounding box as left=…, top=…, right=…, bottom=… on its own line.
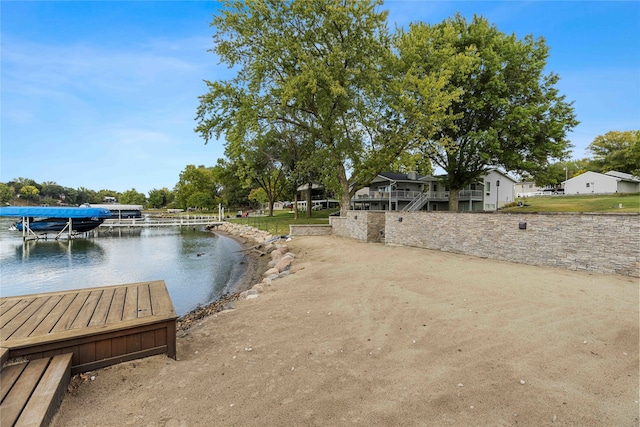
left=485, top=182, right=491, bottom=195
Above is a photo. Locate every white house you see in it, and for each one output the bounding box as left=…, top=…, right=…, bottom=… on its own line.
left=563, top=170, right=640, bottom=195
left=483, top=169, right=517, bottom=210
left=351, top=169, right=516, bottom=212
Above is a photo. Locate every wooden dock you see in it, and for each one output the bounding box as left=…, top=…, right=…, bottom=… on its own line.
left=1, top=280, right=177, bottom=375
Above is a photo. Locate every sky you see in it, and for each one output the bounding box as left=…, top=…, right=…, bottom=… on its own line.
left=1, top=1, right=639, bottom=195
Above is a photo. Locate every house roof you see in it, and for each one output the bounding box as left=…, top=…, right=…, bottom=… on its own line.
left=605, top=171, right=640, bottom=182
left=377, top=172, right=429, bottom=181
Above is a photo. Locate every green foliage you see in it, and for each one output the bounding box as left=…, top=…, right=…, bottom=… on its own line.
left=186, top=191, right=216, bottom=210
left=19, top=185, right=40, bottom=200
left=0, top=183, right=14, bottom=204
left=147, top=188, right=174, bottom=209
left=406, top=14, right=578, bottom=211
left=174, top=165, right=220, bottom=210
left=196, top=0, right=456, bottom=214
left=119, top=188, right=147, bottom=205
left=587, top=130, right=640, bottom=176
left=39, top=182, right=66, bottom=200
left=94, top=189, right=119, bottom=204
left=212, top=159, right=252, bottom=209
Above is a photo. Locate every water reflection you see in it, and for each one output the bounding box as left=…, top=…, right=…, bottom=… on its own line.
left=16, top=239, right=105, bottom=266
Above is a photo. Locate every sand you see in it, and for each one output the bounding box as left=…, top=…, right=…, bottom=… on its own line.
left=51, top=235, right=639, bottom=427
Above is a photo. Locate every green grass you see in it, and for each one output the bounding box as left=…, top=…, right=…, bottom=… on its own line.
left=227, top=208, right=339, bottom=235
left=501, top=193, right=640, bottom=213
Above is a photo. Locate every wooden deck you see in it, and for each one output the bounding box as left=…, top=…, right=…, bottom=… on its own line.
left=1, top=281, right=177, bottom=375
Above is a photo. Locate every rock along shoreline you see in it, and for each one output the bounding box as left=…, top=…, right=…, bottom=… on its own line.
left=176, top=222, right=295, bottom=332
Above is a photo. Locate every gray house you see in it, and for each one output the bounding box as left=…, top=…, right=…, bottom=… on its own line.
left=352, top=171, right=515, bottom=212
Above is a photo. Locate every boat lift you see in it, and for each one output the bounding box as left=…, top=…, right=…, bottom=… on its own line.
left=0, top=206, right=112, bottom=241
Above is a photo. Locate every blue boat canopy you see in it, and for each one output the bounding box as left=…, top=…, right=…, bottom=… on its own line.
left=0, top=206, right=112, bottom=219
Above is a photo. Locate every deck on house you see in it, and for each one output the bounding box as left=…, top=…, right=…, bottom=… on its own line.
left=1, top=280, right=177, bottom=375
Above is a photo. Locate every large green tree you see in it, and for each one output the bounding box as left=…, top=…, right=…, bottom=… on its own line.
left=212, top=159, right=252, bottom=209
left=587, top=130, right=640, bottom=176
left=119, top=188, right=147, bottom=206
left=147, top=188, right=174, bottom=209
left=195, top=0, right=456, bottom=215
left=174, top=165, right=220, bottom=210
left=0, top=183, right=13, bottom=204
left=404, top=14, right=578, bottom=211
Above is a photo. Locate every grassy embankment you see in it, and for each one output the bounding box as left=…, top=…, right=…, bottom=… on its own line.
left=500, top=193, right=640, bottom=213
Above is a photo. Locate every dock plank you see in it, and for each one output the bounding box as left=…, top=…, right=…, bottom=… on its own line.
left=88, top=288, right=115, bottom=327
left=1, top=362, right=28, bottom=402
left=0, top=358, right=48, bottom=427
left=70, top=290, right=103, bottom=330
left=50, top=292, right=90, bottom=333
left=122, top=285, right=138, bottom=321
left=9, top=296, right=63, bottom=340
left=1, top=298, right=49, bottom=341
left=1, top=299, right=36, bottom=328
left=29, top=294, right=76, bottom=337
left=0, top=299, right=22, bottom=317
left=137, top=284, right=152, bottom=319
left=106, top=287, right=127, bottom=324
left=149, top=281, right=175, bottom=316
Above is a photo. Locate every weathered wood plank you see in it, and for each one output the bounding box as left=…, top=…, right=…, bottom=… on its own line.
left=106, top=286, right=127, bottom=324
left=1, top=298, right=49, bottom=341
left=88, top=288, right=115, bottom=327
left=70, top=290, right=103, bottom=330
left=29, top=294, right=76, bottom=337
left=50, top=292, right=90, bottom=333
left=149, top=281, right=175, bottom=316
left=1, top=299, right=36, bottom=329
left=9, top=296, right=63, bottom=340
left=137, top=284, right=152, bottom=319
left=15, top=353, right=72, bottom=427
left=0, top=358, right=48, bottom=427
left=0, top=346, right=9, bottom=366
left=1, top=361, right=28, bottom=402
left=122, top=285, right=138, bottom=321
left=0, top=299, right=22, bottom=317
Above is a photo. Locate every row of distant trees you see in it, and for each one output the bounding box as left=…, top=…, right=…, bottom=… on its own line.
left=1, top=128, right=637, bottom=213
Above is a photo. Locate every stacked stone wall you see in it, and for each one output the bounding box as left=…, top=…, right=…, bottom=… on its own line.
left=383, top=211, right=639, bottom=277
left=289, top=224, right=333, bottom=236
left=330, top=211, right=384, bottom=242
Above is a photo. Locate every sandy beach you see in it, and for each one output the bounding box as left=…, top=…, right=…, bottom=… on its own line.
left=51, top=235, right=639, bottom=427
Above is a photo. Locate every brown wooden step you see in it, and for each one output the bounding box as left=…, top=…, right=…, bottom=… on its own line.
left=1, top=353, right=72, bottom=427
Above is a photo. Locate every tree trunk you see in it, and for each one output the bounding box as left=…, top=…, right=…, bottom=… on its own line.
left=338, top=163, right=351, bottom=216
left=293, top=192, right=299, bottom=220
left=448, top=188, right=460, bottom=212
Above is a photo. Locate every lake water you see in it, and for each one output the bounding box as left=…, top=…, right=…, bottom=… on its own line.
left=0, top=217, right=246, bottom=316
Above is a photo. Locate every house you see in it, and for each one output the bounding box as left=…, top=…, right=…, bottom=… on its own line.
left=351, top=170, right=516, bottom=212
left=295, top=183, right=339, bottom=210
left=563, top=170, right=640, bottom=195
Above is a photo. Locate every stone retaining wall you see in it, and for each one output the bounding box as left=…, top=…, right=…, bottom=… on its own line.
left=383, top=211, right=639, bottom=277
left=330, top=211, right=385, bottom=242
left=289, top=224, right=333, bottom=236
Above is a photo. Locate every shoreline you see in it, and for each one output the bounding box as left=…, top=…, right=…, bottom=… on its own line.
left=176, top=227, right=270, bottom=331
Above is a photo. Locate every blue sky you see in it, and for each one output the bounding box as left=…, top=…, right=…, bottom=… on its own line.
left=1, top=1, right=638, bottom=194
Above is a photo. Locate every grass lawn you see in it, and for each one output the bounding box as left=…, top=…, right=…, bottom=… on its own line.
left=500, top=193, right=640, bottom=213
left=227, top=208, right=339, bottom=235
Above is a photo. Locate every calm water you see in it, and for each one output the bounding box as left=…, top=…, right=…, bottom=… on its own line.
left=0, top=217, right=245, bottom=316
